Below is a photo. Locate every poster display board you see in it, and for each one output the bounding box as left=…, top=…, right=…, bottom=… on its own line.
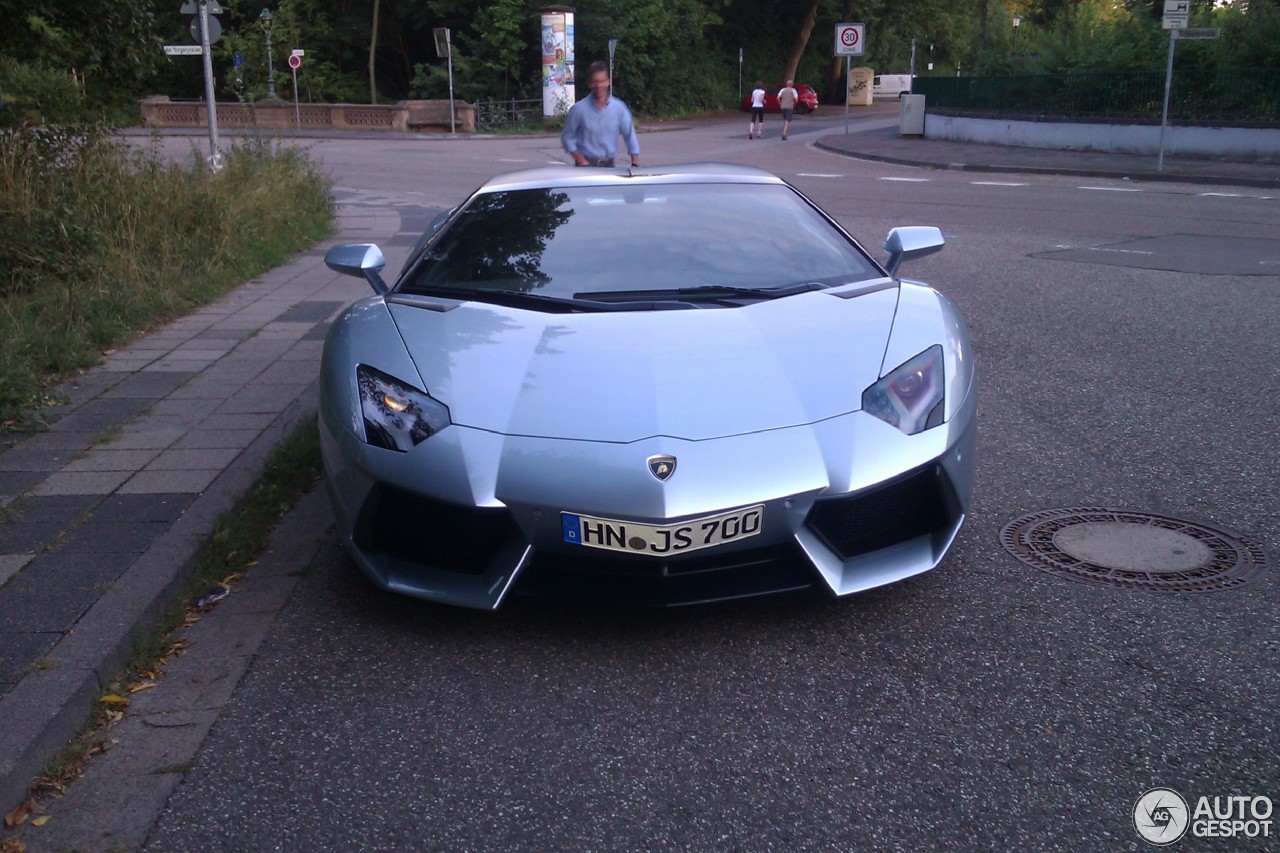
left=541, top=10, right=575, bottom=117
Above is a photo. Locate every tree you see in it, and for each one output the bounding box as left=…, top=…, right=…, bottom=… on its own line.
left=783, top=0, right=822, bottom=82
left=369, top=0, right=381, bottom=103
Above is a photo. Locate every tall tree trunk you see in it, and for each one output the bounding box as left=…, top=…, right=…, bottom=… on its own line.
left=369, top=0, right=380, bottom=104
left=782, top=0, right=822, bottom=83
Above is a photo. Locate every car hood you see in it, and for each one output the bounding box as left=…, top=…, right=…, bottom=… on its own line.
left=389, top=287, right=900, bottom=442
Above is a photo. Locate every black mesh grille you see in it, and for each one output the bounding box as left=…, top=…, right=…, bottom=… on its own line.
left=806, top=465, right=960, bottom=561
left=354, top=485, right=524, bottom=575
left=515, top=543, right=817, bottom=606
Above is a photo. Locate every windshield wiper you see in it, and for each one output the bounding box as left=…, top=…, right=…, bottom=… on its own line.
left=575, top=281, right=829, bottom=303
left=399, top=286, right=645, bottom=313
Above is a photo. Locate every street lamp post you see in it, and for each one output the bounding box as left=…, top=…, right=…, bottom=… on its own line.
left=1012, top=16, right=1022, bottom=58
left=259, top=8, right=278, bottom=100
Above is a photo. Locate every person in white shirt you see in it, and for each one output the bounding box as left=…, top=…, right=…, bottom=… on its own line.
left=749, top=80, right=766, bottom=139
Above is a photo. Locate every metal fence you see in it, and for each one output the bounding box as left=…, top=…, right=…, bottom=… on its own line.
left=475, top=98, right=545, bottom=131
left=915, top=69, right=1280, bottom=123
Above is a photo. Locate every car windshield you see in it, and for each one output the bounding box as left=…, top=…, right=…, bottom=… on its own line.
left=397, top=183, right=881, bottom=304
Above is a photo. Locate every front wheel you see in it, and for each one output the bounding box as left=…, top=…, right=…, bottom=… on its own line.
left=795, top=103, right=810, bottom=115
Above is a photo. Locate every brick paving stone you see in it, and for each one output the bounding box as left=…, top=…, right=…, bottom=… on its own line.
left=105, top=427, right=187, bottom=451
left=3, top=494, right=101, bottom=524
left=62, top=449, right=164, bottom=472
left=0, top=521, right=69, bottom=553
left=144, top=448, right=241, bottom=471
left=0, top=470, right=52, bottom=495
left=171, top=429, right=260, bottom=450
left=0, top=549, right=138, bottom=633
left=32, top=470, right=133, bottom=496
left=119, top=469, right=221, bottom=494
left=101, top=371, right=197, bottom=399
left=0, top=555, right=33, bottom=587
left=0, top=632, right=61, bottom=693
left=59, top=520, right=171, bottom=555
left=88, top=494, right=195, bottom=523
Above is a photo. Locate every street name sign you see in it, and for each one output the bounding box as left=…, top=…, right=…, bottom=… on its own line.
left=1176, top=28, right=1221, bottom=39
left=164, top=44, right=204, bottom=56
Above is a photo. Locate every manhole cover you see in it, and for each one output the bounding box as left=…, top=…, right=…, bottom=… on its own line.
left=1000, top=508, right=1270, bottom=592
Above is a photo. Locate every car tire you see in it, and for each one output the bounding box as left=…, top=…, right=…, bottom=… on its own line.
left=796, top=103, right=810, bottom=115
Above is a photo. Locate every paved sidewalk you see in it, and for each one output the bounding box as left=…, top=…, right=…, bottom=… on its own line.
left=1, top=119, right=1275, bottom=812
left=0, top=195, right=405, bottom=810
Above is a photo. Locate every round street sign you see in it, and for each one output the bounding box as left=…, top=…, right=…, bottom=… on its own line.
left=232, top=49, right=244, bottom=68
left=190, top=14, right=222, bottom=45
left=287, top=54, right=302, bottom=70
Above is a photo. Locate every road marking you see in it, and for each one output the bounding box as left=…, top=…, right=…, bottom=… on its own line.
left=499, top=158, right=528, bottom=163
left=1078, top=186, right=1143, bottom=192
left=797, top=173, right=844, bottom=177
left=1090, top=247, right=1154, bottom=255
left=1199, top=192, right=1243, bottom=197
left=879, top=176, right=930, bottom=182
left=971, top=180, right=1028, bottom=186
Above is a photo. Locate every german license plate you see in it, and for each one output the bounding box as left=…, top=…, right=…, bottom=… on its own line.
left=561, top=505, right=764, bottom=555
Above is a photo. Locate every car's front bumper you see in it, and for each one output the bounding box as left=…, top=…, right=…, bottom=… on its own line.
left=320, top=392, right=976, bottom=610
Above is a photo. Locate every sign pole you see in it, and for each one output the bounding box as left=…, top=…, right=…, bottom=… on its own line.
left=447, top=29, right=455, bottom=134
left=292, top=64, right=300, bottom=128
left=198, top=1, right=221, bottom=170
left=1158, top=32, right=1175, bottom=172
left=845, top=57, right=851, bottom=135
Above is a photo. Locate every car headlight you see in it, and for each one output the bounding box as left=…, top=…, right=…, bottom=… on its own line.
left=356, top=365, right=450, bottom=452
left=862, top=345, right=945, bottom=435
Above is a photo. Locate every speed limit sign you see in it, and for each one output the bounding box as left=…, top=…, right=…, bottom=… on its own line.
left=835, top=23, right=865, bottom=56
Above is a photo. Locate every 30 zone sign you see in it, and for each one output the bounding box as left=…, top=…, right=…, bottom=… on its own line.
left=835, top=23, right=865, bottom=56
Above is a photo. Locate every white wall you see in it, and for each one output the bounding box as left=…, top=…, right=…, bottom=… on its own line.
left=925, top=112, right=1280, bottom=161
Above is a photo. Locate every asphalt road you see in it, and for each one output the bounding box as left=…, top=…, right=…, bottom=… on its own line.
left=20, top=113, right=1280, bottom=852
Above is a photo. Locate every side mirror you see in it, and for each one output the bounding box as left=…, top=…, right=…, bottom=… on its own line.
left=325, top=243, right=388, bottom=295
left=883, top=226, right=944, bottom=278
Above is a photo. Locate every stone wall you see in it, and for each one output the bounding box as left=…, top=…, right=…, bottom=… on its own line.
left=139, top=96, right=476, bottom=133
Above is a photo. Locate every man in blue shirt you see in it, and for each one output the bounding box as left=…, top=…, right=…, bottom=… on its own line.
left=561, top=61, right=640, bottom=168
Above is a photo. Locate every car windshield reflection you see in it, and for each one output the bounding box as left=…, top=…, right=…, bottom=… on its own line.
left=397, top=183, right=880, bottom=308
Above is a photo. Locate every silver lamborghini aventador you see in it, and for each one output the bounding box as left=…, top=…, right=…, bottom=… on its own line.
left=319, top=164, right=975, bottom=609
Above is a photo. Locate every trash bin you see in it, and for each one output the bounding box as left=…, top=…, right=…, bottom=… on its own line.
left=847, top=67, right=873, bottom=106
left=899, top=94, right=925, bottom=136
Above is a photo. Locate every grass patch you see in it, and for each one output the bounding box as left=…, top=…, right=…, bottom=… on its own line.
left=0, top=126, right=334, bottom=427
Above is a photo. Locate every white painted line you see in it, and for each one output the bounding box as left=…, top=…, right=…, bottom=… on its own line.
left=879, top=177, right=930, bottom=183
left=1199, top=192, right=1242, bottom=197
left=797, top=173, right=844, bottom=178
left=1089, top=247, right=1154, bottom=255
left=971, top=181, right=1028, bottom=186
left=1078, top=186, right=1143, bottom=192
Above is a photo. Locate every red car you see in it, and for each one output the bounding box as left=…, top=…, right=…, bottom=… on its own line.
left=741, top=83, right=819, bottom=114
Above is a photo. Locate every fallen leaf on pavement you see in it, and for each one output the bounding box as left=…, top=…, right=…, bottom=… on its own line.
left=2, top=798, right=33, bottom=828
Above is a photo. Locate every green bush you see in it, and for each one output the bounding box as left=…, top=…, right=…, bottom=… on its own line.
left=0, top=58, right=87, bottom=128
left=0, top=126, right=334, bottom=424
